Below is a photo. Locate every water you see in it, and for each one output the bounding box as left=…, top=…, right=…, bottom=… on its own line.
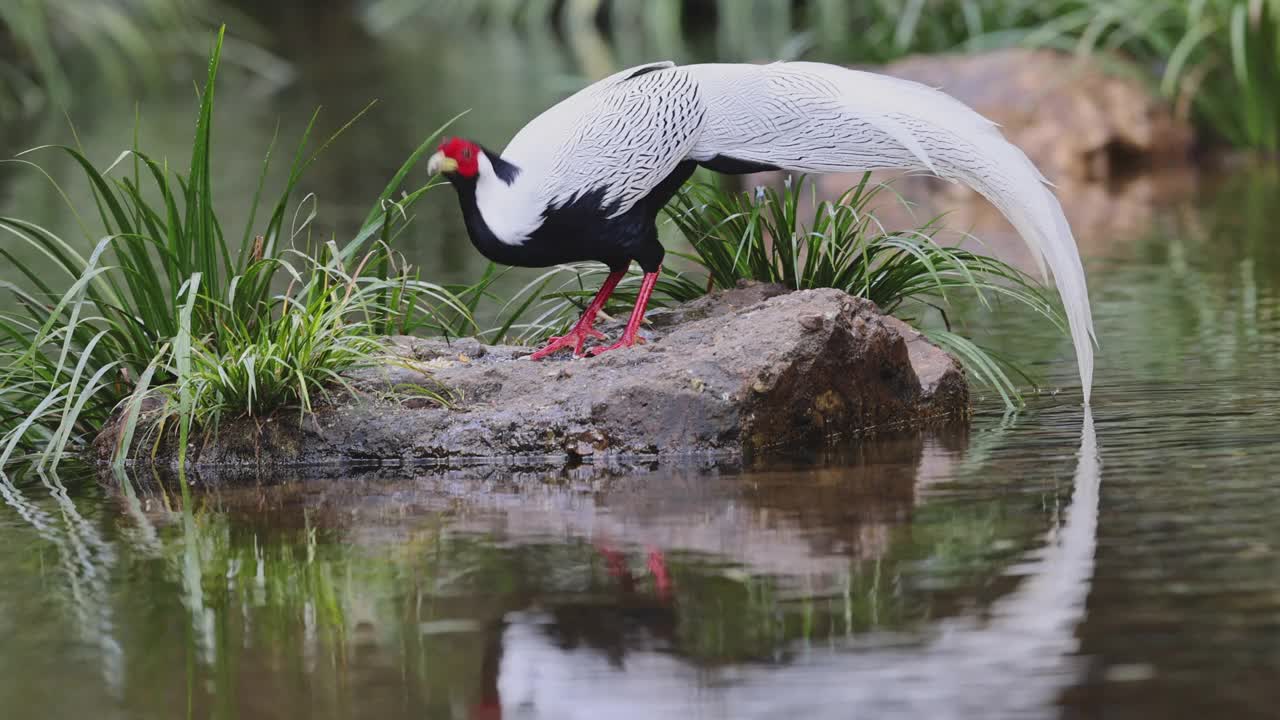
left=3, top=11, right=1280, bottom=720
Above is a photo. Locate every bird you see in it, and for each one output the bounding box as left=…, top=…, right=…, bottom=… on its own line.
left=428, top=61, right=1096, bottom=403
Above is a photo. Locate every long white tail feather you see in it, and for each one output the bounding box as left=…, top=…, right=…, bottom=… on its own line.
left=686, top=62, right=1096, bottom=403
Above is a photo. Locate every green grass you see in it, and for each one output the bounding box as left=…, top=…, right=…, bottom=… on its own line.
left=1014, top=0, right=1280, bottom=151
left=0, top=27, right=472, bottom=468
left=156, top=243, right=451, bottom=438
left=666, top=176, right=1055, bottom=318
left=493, top=176, right=1061, bottom=409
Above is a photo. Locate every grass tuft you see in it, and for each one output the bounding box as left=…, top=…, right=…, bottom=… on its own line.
left=0, top=28, right=472, bottom=468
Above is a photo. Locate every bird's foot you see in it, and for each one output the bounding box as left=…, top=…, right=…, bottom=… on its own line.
left=589, top=269, right=659, bottom=357
left=588, top=333, right=644, bottom=356
left=529, top=324, right=605, bottom=360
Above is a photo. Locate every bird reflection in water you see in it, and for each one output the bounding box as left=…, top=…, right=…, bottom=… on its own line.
left=469, top=411, right=1098, bottom=720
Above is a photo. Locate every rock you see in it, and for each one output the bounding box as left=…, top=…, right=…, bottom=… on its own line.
left=882, top=48, right=1193, bottom=181
left=96, top=285, right=969, bottom=469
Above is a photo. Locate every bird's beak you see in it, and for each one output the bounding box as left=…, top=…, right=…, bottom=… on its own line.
left=427, top=151, right=458, bottom=176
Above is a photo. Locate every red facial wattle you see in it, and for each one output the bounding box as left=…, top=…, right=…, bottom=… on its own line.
left=439, top=137, right=480, bottom=177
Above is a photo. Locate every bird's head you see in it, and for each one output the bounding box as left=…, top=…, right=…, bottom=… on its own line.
left=428, top=137, right=482, bottom=180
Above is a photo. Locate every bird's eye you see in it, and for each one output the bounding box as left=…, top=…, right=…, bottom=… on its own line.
left=462, top=148, right=473, bottom=159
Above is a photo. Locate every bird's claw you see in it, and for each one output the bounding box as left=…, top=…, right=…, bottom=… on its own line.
left=588, top=334, right=644, bottom=357
left=529, top=325, right=605, bottom=360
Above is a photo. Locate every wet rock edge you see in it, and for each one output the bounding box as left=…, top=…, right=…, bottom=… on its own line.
left=94, top=284, right=970, bottom=471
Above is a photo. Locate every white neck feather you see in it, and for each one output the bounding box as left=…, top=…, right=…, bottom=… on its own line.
left=475, top=153, right=544, bottom=246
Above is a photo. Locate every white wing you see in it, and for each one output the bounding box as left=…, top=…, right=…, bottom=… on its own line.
left=685, top=62, right=1096, bottom=403
left=503, top=63, right=705, bottom=215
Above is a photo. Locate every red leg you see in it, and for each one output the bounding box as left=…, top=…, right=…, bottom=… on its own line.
left=529, top=270, right=625, bottom=360
left=646, top=546, right=672, bottom=600
left=596, top=542, right=637, bottom=593
left=596, top=542, right=671, bottom=599
left=590, top=267, right=660, bottom=356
